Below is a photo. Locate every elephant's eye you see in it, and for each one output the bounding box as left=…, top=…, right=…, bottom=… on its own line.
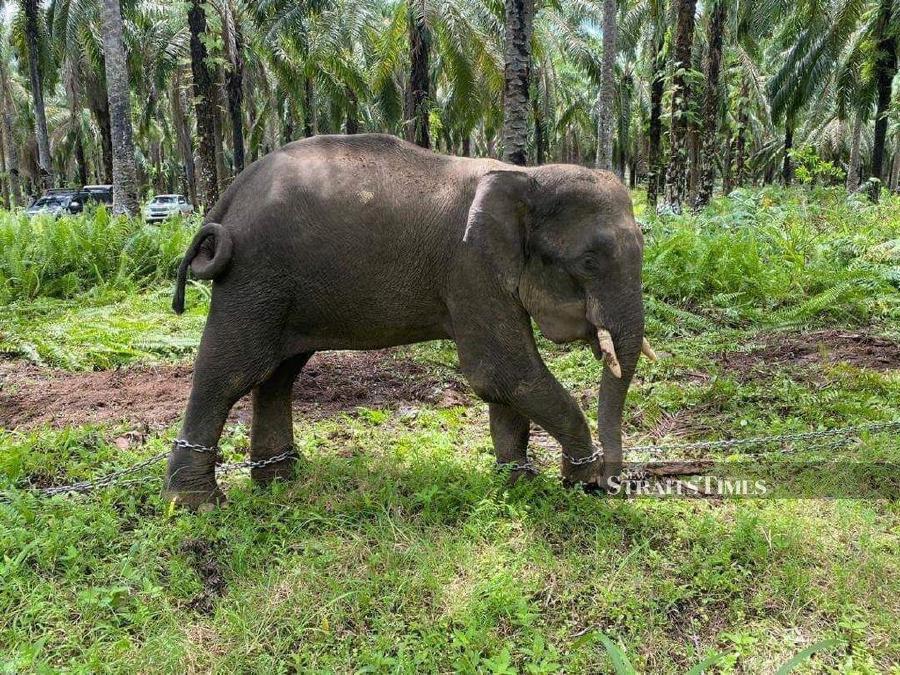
left=571, top=252, right=607, bottom=281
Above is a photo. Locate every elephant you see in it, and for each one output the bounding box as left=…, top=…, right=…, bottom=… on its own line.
left=164, top=133, right=655, bottom=508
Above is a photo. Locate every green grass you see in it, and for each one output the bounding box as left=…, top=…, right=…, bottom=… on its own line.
left=0, top=285, right=209, bottom=370
left=0, top=187, right=898, bottom=671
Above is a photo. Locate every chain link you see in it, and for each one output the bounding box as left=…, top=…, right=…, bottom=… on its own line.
left=561, top=443, right=605, bottom=466
left=2, top=421, right=896, bottom=501
left=173, top=438, right=221, bottom=458
left=496, top=453, right=539, bottom=475
left=216, top=448, right=300, bottom=475
left=33, top=451, right=170, bottom=498
left=627, top=420, right=900, bottom=457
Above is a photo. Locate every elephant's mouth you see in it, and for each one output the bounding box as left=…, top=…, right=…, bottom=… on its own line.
left=588, top=327, right=657, bottom=378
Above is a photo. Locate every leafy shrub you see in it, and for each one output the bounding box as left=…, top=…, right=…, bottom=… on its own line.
left=0, top=207, right=197, bottom=303
left=644, top=187, right=900, bottom=328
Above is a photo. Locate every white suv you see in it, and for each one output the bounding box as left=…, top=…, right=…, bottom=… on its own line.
left=144, top=194, right=194, bottom=223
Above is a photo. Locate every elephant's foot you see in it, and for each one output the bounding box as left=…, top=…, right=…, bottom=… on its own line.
left=161, top=483, right=226, bottom=511
left=561, top=452, right=619, bottom=494
left=163, top=447, right=224, bottom=511
left=497, top=464, right=538, bottom=486
left=250, top=447, right=301, bottom=486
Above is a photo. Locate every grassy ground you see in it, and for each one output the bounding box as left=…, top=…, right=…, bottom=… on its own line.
left=1, top=187, right=898, bottom=672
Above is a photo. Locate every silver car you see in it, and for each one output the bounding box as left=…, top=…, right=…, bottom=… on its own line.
left=144, top=194, right=194, bottom=223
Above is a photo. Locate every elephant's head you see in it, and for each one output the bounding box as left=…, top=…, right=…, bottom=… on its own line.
left=464, top=166, right=654, bottom=482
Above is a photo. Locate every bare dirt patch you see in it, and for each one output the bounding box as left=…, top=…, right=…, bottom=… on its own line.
left=720, top=330, right=900, bottom=375
left=0, top=350, right=467, bottom=431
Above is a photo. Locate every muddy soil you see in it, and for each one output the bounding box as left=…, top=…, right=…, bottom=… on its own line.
left=720, top=330, right=900, bottom=375
left=0, top=350, right=467, bottom=431
left=179, top=538, right=227, bottom=615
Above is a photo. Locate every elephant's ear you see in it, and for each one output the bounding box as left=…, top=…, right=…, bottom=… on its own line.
left=463, top=170, right=537, bottom=294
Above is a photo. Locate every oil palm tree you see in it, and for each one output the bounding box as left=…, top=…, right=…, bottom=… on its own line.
left=661, top=0, right=698, bottom=210
left=696, top=0, right=727, bottom=207
left=187, top=0, right=218, bottom=207
left=595, top=0, right=618, bottom=170
left=0, top=30, right=22, bottom=205
left=406, top=0, right=430, bottom=147
left=99, top=0, right=138, bottom=213
left=619, top=0, right=668, bottom=207
left=501, top=0, right=534, bottom=164
left=870, top=0, right=897, bottom=181
left=20, top=0, right=53, bottom=188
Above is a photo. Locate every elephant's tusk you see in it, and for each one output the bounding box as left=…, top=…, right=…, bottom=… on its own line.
left=641, top=337, right=658, bottom=362
left=596, top=328, right=622, bottom=378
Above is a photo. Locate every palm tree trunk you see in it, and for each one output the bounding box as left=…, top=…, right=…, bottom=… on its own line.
left=0, top=58, right=21, bottom=206
left=74, top=130, right=88, bottom=187
left=628, top=138, right=637, bottom=188
left=595, top=0, right=618, bottom=170
left=663, top=0, right=698, bottom=212
left=533, top=97, right=545, bottom=165
left=501, top=0, right=534, bottom=165
left=345, top=89, right=359, bottom=134
left=734, top=81, right=748, bottom=187
left=172, top=69, right=197, bottom=205
left=782, top=122, right=793, bottom=186
left=100, top=0, right=140, bottom=214
left=696, top=0, right=726, bottom=208
left=303, top=77, right=317, bottom=137
left=871, top=0, right=897, bottom=182
left=0, top=127, right=8, bottom=208
left=188, top=0, right=220, bottom=208
left=889, top=134, right=900, bottom=192
left=91, top=99, right=114, bottom=184
left=213, top=79, right=228, bottom=192
left=222, top=0, right=245, bottom=175
left=646, top=33, right=664, bottom=210
left=405, top=0, right=431, bottom=149
left=22, top=0, right=53, bottom=189
left=688, top=126, right=701, bottom=202
left=846, top=115, right=862, bottom=192
left=722, top=132, right=734, bottom=194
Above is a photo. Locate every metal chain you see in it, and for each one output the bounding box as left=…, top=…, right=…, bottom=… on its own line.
left=2, top=421, right=896, bottom=500
left=34, top=451, right=170, bottom=498
left=496, top=451, right=539, bottom=475
left=216, top=448, right=300, bottom=475
left=1, top=445, right=300, bottom=501
left=561, top=443, right=604, bottom=466
left=173, top=438, right=220, bottom=457
left=627, top=420, right=900, bottom=457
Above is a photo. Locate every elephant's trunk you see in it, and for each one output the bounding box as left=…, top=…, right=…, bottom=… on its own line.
left=590, top=294, right=644, bottom=487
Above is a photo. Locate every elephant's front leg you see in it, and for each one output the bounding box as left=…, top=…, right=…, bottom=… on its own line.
left=489, top=403, right=534, bottom=482
left=454, top=317, right=602, bottom=489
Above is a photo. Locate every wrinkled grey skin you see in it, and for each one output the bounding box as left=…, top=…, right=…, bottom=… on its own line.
left=164, top=134, right=644, bottom=508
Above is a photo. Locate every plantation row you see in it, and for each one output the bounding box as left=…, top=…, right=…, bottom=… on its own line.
left=1, top=188, right=898, bottom=329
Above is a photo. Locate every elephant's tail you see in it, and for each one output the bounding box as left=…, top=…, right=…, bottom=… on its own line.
left=172, top=222, right=234, bottom=314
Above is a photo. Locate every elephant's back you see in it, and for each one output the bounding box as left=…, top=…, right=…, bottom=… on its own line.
left=204, top=135, right=488, bottom=341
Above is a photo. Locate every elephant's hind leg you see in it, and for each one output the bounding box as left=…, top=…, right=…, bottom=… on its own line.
left=250, top=352, right=313, bottom=485
left=163, top=311, right=284, bottom=509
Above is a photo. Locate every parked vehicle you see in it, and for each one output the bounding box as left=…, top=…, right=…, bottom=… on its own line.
left=25, top=189, right=87, bottom=217
left=81, top=184, right=113, bottom=204
left=144, top=194, right=193, bottom=223
left=25, top=185, right=115, bottom=218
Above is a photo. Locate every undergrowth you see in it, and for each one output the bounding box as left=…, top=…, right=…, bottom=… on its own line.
left=643, top=187, right=900, bottom=332
left=0, top=207, right=196, bottom=303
